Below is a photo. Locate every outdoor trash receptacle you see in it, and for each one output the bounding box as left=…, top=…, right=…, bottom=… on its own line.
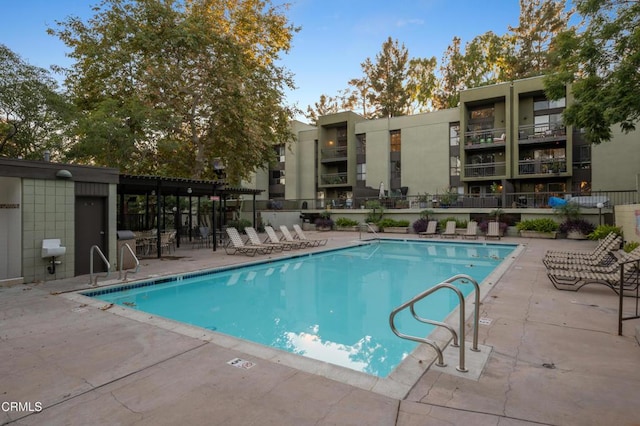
left=116, top=230, right=136, bottom=269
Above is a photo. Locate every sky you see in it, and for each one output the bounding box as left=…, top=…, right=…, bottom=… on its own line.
left=2, top=0, right=529, bottom=121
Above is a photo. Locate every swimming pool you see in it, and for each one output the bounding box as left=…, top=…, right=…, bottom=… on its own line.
left=84, top=240, right=516, bottom=378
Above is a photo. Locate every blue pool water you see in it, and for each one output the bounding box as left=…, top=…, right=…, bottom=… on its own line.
left=85, top=240, right=515, bottom=377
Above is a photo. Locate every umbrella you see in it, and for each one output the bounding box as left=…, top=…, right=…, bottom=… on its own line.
left=379, top=182, right=385, bottom=199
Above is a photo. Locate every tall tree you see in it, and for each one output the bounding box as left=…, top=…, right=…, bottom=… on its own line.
left=345, top=58, right=375, bottom=119
left=367, top=37, right=410, bottom=118
left=545, top=0, right=640, bottom=144
left=305, top=94, right=341, bottom=125
left=51, top=0, right=298, bottom=182
left=406, top=56, right=437, bottom=113
left=0, top=44, right=71, bottom=160
left=507, top=0, right=572, bottom=79
left=433, top=37, right=466, bottom=110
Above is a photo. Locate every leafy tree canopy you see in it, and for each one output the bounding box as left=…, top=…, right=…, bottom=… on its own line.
left=545, top=0, right=640, bottom=144
left=50, top=0, right=299, bottom=182
left=0, top=44, right=71, bottom=160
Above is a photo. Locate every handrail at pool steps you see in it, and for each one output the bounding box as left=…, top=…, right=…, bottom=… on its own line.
left=359, top=222, right=380, bottom=240
left=118, top=243, right=140, bottom=281
left=389, top=274, right=480, bottom=373
left=89, top=245, right=111, bottom=286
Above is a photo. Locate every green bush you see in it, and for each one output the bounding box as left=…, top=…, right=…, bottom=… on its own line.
left=377, top=219, right=409, bottom=229
left=364, top=200, right=384, bottom=223
left=227, top=218, right=252, bottom=233
left=516, top=218, right=559, bottom=233
left=335, top=217, right=359, bottom=227
left=624, top=241, right=639, bottom=253
left=438, top=217, right=467, bottom=230
left=588, top=224, right=622, bottom=240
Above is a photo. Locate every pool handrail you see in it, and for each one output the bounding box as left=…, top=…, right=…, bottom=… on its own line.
left=89, top=245, right=111, bottom=286
left=118, top=243, right=140, bottom=281
left=389, top=274, right=480, bottom=372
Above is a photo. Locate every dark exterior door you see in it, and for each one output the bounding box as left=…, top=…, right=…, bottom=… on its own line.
left=75, top=197, right=106, bottom=275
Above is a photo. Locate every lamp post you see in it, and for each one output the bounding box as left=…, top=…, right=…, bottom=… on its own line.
left=596, top=202, right=604, bottom=226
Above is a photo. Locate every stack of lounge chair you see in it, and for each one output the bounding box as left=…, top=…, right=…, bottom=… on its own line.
left=543, top=233, right=640, bottom=294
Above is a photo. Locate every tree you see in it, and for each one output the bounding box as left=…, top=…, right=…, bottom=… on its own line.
left=0, top=44, right=71, bottom=160
left=345, top=58, right=375, bottom=119
left=507, top=0, right=572, bottom=79
left=433, top=37, right=466, bottom=110
left=367, top=37, right=410, bottom=118
left=545, top=0, right=640, bottom=144
left=51, top=0, right=298, bottom=181
left=305, top=94, right=341, bottom=125
left=406, top=56, right=437, bottom=113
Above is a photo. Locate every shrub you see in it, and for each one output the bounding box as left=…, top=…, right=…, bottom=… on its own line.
left=412, top=218, right=430, bottom=233
left=227, top=218, right=252, bottom=233
left=335, top=217, right=359, bottom=227
left=438, top=217, right=467, bottom=230
left=378, top=218, right=409, bottom=230
left=478, top=220, right=508, bottom=234
left=365, top=200, right=384, bottom=223
left=516, top=218, right=559, bottom=233
left=588, top=224, right=622, bottom=240
left=559, top=219, right=596, bottom=235
left=314, top=217, right=334, bottom=228
left=624, top=241, right=640, bottom=253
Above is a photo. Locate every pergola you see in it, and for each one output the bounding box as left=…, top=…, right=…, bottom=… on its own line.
left=117, top=174, right=263, bottom=254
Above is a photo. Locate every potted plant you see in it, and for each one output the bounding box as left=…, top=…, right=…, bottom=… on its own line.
left=554, top=202, right=594, bottom=239
left=364, top=200, right=384, bottom=232
left=314, top=210, right=334, bottom=231
left=417, top=193, right=430, bottom=208
left=439, top=187, right=459, bottom=208
left=334, top=217, right=359, bottom=232
left=516, top=218, right=559, bottom=239
left=588, top=225, right=623, bottom=241
left=378, top=218, right=410, bottom=233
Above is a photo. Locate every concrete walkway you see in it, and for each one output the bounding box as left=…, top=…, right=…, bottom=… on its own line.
left=1, top=232, right=639, bottom=425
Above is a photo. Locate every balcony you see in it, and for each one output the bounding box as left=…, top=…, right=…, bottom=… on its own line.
left=518, top=159, right=567, bottom=175
left=464, top=128, right=507, bottom=149
left=464, top=161, right=506, bottom=178
left=518, top=124, right=566, bottom=144
left=321, top=146, right=348, bottom=162
left=320, top=172, right=348, bottom=186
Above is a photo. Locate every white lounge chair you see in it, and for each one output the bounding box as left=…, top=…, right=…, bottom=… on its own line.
left=485, top=221, right=501, bottom=240
left=280, top=225, right=310, bottom=248
left=264, top=226, right=303, bottom=249
left=225, top=227, right=270, bottom=256
left=292, top=224, right=327, bottom=246
left=244, top=227, right=283, bottom=252
left=462, top=221, right=478, bottom=240
left=418, top=220, right=437, bottom=238
left=440, top=221, right=457, bottom=238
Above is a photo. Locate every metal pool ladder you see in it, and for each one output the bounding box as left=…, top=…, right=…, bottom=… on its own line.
left=89, top=245, right=111, bottom=286
left=389, top=274, right=481, bottom=372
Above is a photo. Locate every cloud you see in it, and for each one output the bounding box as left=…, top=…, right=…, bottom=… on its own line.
left=396, top=18, right=425, bottom=27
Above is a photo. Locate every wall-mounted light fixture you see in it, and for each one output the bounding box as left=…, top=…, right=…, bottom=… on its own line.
left=187, top=187, right=192, bottom=194
left=55, top=169, right=73, bottom=179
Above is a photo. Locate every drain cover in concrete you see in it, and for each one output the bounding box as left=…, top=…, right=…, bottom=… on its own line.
left=479, top=317, right=493, bottom=325
left=227, top=358, right=256, bottom=370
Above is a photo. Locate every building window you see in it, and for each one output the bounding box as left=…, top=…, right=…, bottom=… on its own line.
left=450, top=156, right=460, bottom=176
left=390, top=130, right=401, bottom=152
left=270, top=170, right=285, bottom=185
left=391, top=160, right=401, bottom=179
left=449, top=123, right=460, bottom=146
left=274, top=145, right=285, bottom=163
left=574, top=145, right=591, bottom=169
left=356, top=133, right=366, bottom=155
left=356, top=163, right=366, bottom=182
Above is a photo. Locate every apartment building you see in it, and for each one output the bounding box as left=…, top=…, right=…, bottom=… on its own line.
left=247, top=75, right=639, bottom=207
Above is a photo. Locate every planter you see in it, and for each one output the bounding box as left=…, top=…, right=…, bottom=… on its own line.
left=316, top=226, right=332, bottom=232
left=336, top=226, right=358, bottom=232
left=519, top=230, right=557, bottom=239
left=382, top=227, right=408, bottom=234
left=566, top=230, right=588, bottom=240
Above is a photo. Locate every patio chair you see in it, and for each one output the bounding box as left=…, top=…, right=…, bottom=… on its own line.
left=544, top=233, right=620, bottom=260
left=462, top=221, right=478, bottom=240
left=279, top=225, right=310, bottom=248
left=244, top=227, right=283, bottom=252
left=292, top=224, right=327, bottom=246
left=542, top=235, right=622, bottom=269
left=418, top=220, right=437, bottom=238
left=485, top=221, right=501, bottom=240
left=546, top=249, right=640, bottom=293
left=224, top=227, right=269, bottom=256
left=264, top=226, right=302, bottom=250
left=440, top=221, right=457, bottom=238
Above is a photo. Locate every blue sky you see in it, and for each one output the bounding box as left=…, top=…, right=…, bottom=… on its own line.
left=2, top=0, right=528, bottom=117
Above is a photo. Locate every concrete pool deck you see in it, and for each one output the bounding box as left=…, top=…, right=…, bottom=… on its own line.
left=1, top=232, right=639, bottom=425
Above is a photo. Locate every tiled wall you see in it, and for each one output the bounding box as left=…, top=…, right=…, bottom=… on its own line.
left=22, top=179, right=75, bottom=282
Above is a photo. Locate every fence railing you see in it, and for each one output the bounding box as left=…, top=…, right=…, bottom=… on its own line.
left=464, top=161, right=506, bottom=177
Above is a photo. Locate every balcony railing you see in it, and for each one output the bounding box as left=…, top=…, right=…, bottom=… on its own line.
left=321, top=146, right=348, bottom=159
left=464, top=161, right=506, bottom=178
left=518, top=124, right=566, bottom=141
left=518, top=159, right=567, bottom=175
left=320, top=172, right=348, bottom=185
left=464, top=127, right=507, bottom=146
